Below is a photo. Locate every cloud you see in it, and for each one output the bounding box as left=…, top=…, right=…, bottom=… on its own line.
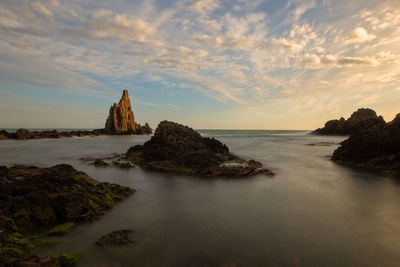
left=336, top=56, right=376, bottom=66
left=190, top=0, right=219, bottom=14
left=346, top=27, right=376, bottom=43
left=302, top=54, right=377, bottom=67
left=269, top=38, right=304, bottom=52
left=63, top=8, right=162, bottom=45
left=0, top=0, right=399, bottom=129
left=31, top=1, right=54, bottom=18
left=286, top=0, right=316, bottom=22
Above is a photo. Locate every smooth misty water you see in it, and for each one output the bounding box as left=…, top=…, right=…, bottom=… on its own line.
left=1, top=131, right=400, bottom=267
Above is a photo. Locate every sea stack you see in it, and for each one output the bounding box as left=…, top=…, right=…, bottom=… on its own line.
left=105, top=89, right=152, bottom=134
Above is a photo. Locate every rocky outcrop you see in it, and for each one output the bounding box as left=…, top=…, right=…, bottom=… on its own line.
left=332, top=113, right=400, bottom=176
left=0, top=164, right=134, bottom=264
left=0, top=129, right=105, bottom=140
left=104, top=89, right=152, bottom=135
left=126, top=121, right=274, bottom=177
left=0, top=164, right=134, bottom=232
left=312, top=108, right=383, bottom=135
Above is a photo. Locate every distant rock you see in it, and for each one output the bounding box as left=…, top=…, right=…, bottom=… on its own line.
left=104, top=89, right=152, bottom=135
left=332, top=113, right=400, bottom=176
left=0, top=129, right=104, bottom=140
left=0, top=130, right=11, bottom=140
left=126, top=121, right=274, bottom=177
left=312, top=108, right=383, bottom=135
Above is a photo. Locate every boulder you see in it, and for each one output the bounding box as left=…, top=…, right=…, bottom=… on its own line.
left=126, top=121, right=273, bottom=177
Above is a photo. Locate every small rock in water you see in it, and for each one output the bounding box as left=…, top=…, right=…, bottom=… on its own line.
left=93, top=159, right=109, bottom=166
left=95, top=230, right=133, bottom=246
left=112, top=161, right=134, bottom=168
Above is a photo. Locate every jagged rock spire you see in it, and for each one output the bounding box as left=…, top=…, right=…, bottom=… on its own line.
left=105, top=89, right=138, bottom=134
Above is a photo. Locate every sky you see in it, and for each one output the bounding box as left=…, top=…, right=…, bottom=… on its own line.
left=0, top=0, right=399, bottom=130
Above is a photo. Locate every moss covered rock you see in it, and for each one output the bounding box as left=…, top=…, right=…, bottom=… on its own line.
left=0, top=164, right=134, bottom=233
left=95, top=230, right=133, bottom=246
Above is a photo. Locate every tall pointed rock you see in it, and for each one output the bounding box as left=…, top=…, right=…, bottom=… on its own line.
left=105, top=89, right=138, bottom=134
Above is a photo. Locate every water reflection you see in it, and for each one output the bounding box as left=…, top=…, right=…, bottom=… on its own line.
left=0, top=131, right=400, bottom=266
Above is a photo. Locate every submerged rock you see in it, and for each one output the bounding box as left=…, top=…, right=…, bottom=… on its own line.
left=47, top=223, right=75, bottom=236
left=93, top=159, right=109, bottom=166
left=126, top=121, right=274, bottom=177
left=95, top=230, right=133, bottom=246
left=0, top=164, right=134, bottom=233
left=104, top=89, right=152, bottom=135
left=332, top=113, right=400, bottom=176
left=312, top=108, right=383, bottom=135
left=5, top=254, right=60, bottom=267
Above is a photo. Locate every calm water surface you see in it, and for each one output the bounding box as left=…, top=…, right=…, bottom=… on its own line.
left=1, top=130, right=400, bottom=267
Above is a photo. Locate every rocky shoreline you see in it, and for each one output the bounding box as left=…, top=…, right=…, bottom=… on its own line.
left=311, top=108, right=383, bottom=135
left=331, top=113, right=400, bottom=176
left=125, top=121, right=274, bottom=178
left=0, top=164, right=134, bottom=265
left=0, top=128, right=105, bottom=140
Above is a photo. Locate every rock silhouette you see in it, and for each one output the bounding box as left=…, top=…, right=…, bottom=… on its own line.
left=312, top=108, right=383, bottom=135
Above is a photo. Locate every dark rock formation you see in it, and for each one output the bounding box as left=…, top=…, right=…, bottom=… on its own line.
left=312, top=108, right=383, bottom=135
left=0, top=129, right=105, bottom=140
left=126, top=121, right=274, bottom=177
left=95, top=230, right=133, bottom=246
left=0, top=164, right=134, bottom=233
left=332, top=113, right=400, bottom=176
left=0, top=164, right=134, bottom=265
left=104, top=89, right=152, bottom=135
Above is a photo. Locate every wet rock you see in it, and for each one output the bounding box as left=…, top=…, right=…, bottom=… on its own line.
left=332, top=113, right=400, bottom=176
left=312, top=108, right=383, bottom=135
left=95, top=230, right=133, bottom=246
left=5, top=254, right=60, bottom=267
left=126, top=121, right=274, bottom=177
left=0, top=164, right=134, bottom=233
left=306, top=142, right=338, bottom=146
left=52, top=253, right=81, bottom=267
left=111, top=161, right=134, bottom=168
left=47, top=223, right=75, bottom=236
left=93, top=159, right=109, bottom=166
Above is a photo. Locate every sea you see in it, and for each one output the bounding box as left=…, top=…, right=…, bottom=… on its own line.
left=1, top=130, right=400, bottom=267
